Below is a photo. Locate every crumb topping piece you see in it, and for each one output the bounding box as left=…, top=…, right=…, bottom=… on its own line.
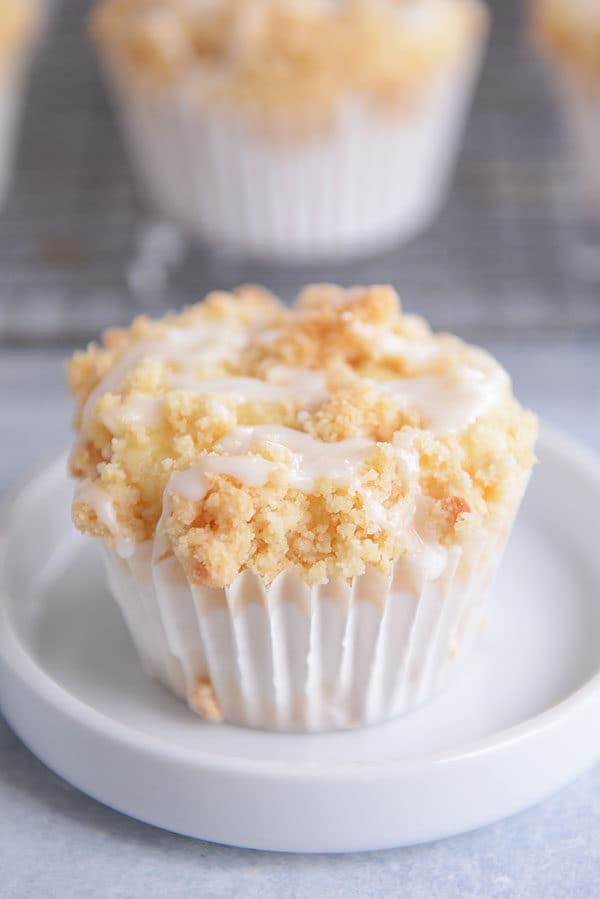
left=91, top=0, right=484, bottom=129
left=69, top=284, right=537, bottom=588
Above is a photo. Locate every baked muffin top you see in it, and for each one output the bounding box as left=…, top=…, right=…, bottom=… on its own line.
left=91, top=0, right=485, bottom=131
left=69, top=285, right=537, bottom=589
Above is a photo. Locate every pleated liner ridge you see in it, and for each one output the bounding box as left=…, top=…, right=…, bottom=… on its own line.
left=101, top=526, right=503, bottom=732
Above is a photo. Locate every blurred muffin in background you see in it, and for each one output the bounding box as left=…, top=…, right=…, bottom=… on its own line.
left=532, top=0, right=600, bottom=219
left=0, top=0, right=40, bottom=209
left=91, top=0, right=488, bottom=262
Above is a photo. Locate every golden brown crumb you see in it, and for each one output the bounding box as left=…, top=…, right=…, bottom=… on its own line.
left=69, top=284, right=537, bottom=588
left=91, top=0, right=484, bottom=133
left=441, top=495, right=471, bottom=524
left=189, top=678, right=223, bottom=722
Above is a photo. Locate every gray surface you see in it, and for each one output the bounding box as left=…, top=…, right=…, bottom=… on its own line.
left=0, top=0, right=599, bottom=344
left=2, top=345, right=600, bottom=898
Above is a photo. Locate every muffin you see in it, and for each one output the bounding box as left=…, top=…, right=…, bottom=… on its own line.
left=68, top=284, right=537, bottom=732
left=532, top=0, right=600, bottom=219
left=0, top=0, right=39, bottom=209
left=90, top=0, right=488, bottom=261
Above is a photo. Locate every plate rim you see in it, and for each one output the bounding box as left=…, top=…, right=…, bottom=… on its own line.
left=2, top=425, right=600, bottom=783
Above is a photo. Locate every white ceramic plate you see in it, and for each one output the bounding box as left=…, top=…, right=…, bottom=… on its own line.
left=1, top=429, right=600, bottom=853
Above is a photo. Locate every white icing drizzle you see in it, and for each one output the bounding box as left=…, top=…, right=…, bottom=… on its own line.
left=100, top=391, right=165, bottom=432
left=82, top=324, right=248, bottom=424
left=75, top=479, right=135, bottom=558
left=97, top=370, right=328, bottom=433
left=159, top=426, right=421, bottom=539
left=378, top=366, right=508, bottom=433
left=83, top=311, right=508, bottom=439
left=410, top=493, right=453, bottom=580
left=346, top=324, right=508, bottom=432
left=214, top=425, right=373, bottom=492
left=168, top=454, right=277, bottom=503
left=169, top=370, right=328, bottom=406
left=75, top=479, right=118, bottom=532
left=350, top=321, right=439, bottom=363
left=97, top=366, right=504, bottom=436
left=376, top=333, right=438, bottom=362
left=408, top=536, right=450, bottom=583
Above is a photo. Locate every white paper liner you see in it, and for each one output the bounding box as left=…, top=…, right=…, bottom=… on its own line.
left=100, top=42, right=485, bottom=261
left=100, top=525, right=507, bottom=732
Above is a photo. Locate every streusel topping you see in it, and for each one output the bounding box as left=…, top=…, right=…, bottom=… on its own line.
left=91, top=0, right=484, bottom=131
left=69, top=284, right=537, bottom=588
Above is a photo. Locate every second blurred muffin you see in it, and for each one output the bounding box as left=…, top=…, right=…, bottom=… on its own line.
left=0, top=0, right=40, bottom=209
left=92, top=0, right=488, bottom=261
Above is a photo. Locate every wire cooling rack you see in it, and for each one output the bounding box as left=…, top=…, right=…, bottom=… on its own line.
left=0, top=0, right=598, bottom=345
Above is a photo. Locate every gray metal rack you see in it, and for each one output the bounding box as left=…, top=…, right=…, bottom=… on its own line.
left=0, top=0, right=597, bottom=344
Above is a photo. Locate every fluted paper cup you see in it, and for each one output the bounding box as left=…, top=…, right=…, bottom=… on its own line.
left=100, top=42, right=485, bottom=262
left=98, top=509, right=515, bottom=732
